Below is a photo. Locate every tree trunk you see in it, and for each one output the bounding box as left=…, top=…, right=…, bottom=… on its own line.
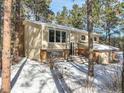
left=87, top=0, right=94, bottom=77
left=0, top=1, right=2, bottom=70
left=122, top=42, right=124, bottom=93
left=14, top=0, right=23, bottom=62
left=0, top=1, right=2, bottom=44
left=1, top=0, right=12, bottom=93
left=34, top=1, right=39, bottom=21
left=106, top=22, right=111, bottom=45
left=106, top=22, right=111, bottom=63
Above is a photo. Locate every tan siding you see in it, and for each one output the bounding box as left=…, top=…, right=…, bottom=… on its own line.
left=24, top=25, right=29, bottom=57
left=42, top=27, right=48, bottom=49
left=24, top=25, right=42, bottom=61
left=70, top=32, right=77, bottom=42
left=23, top=21, right=41, bottom=28
left=28, top=26, right=42, bottom=48
left=24, top=21, right=100, bottom=61
left=48, top=43, right=67, bottom=49
left=28, top=48, right=40, bottom=61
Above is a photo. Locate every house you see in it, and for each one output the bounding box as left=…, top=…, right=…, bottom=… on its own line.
left=23, top=20, right=119, bottom=64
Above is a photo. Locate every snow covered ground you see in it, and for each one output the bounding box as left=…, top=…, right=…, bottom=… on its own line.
left=0, top=52, right=123, bottom=93
left=115, top=52, right=123, bottom=63
left=54, top=61, right=122, bottom=93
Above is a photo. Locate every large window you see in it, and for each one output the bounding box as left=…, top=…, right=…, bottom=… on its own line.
left=49, top=29, right=66, bottom=43
left=49, top=30, right=54, bottom=42
left=56, top=31, right=61, bottom=42
left=81, top=35, right=85, bottom=40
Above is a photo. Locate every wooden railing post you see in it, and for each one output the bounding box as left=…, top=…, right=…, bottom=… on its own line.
left=64, top=49, right=69, bottom=60
left=40, top=49, right=47, bottom=63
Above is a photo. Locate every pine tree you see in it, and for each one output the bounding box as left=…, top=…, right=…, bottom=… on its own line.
left=69, top=4, right=86, bottom=29
left=122, top=27, right=124, bottom=93
left=87, top=0, right=94, bottom=77
left=24, top=0, right=53, bottom=21
left=0, top=1, right=3, bottom=47
left=1, top=0, right=12, bottom=93
left=56, top=6, right=69, bottom=25
left=14, top=0, right=21, bottom=62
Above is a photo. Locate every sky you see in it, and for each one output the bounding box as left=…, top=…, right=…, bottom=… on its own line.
left=50, top=0, right=123, bottom=14
left=50, top=0, right=85, bottom=14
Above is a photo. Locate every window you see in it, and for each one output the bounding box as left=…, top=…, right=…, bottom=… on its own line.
left=49, top=30, right=54, bottom=42
left=94, top=37, right=97, bottom=41
left=81, top=35, right=85, bottom=40
left=49, top=29, right=66, bottom=43
left=56, top=31, right=61, bottom=42
left=62, top=32, right=66, bottom=42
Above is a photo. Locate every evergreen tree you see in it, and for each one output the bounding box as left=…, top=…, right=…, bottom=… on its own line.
left=97, top=0, right=121, bottom=43
left=69, top=4, right=86, bottom=29
left=11, top=0, right=54, bottom=62
left=23, top=0, right=53, bottom=21
left=0, top=1, right=3, bottom=48
left=87, top=0, right=94, bottom=77
left=1, top=0, right=12, bottom=93
left=56, top=6, right=69, bottom=25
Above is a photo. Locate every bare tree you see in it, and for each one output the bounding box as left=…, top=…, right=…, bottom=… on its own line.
left=1, top=0, right=12, bottom=93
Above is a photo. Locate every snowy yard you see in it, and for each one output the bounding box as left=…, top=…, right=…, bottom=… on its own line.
left=0, top=53, right=123, bottom=93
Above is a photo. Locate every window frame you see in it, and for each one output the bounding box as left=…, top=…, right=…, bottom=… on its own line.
left=48, top=29, right=66, bottom=43
left=49, top=29, right=55, bottom=42
left=61, top=31, right=66, bottom=43
left=56, top=30, right=61, bottom=42
left=80, top=35, right=86, bottom=41
left=94, top=37, right=97, bottom=41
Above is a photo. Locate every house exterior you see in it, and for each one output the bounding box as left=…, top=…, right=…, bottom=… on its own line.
left=23, top=20, right=119, bottom=64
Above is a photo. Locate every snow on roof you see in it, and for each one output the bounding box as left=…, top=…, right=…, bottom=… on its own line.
left=24, top=20, right=100, bottom=36
left=47, top=23, right=87, bottom=33
left=93, top=43, right=119, bottom=51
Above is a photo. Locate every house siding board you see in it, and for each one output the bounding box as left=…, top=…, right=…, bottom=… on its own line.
left=28, top=26, right=42, bottom=48
left=28, top=48, right=40, bottom=61
left=48, top=43, right=67, bottom=50
left=42, top=27, right=48, bottom=49
left=23, top=20, right=41, bottom=28
left=24, top=24, right=42, bottom=61
left=24, top=25, right=28, bottom=57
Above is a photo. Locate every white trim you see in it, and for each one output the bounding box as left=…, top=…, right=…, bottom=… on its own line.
left=60, top=31, right=62, bottom=42
left=80, top=35, right=86, bottom=41
left=48, top=28, right=67, bottom=44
